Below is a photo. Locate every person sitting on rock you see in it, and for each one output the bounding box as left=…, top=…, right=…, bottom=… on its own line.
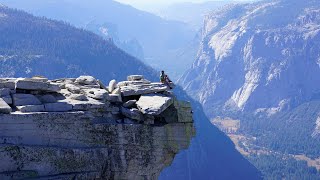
left=160, top=70, right=173, bottom=89
left=160, top=70, right=166, bottom=83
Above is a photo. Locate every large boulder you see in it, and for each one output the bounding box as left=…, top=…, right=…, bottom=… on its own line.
left=85, top=89, right=108, bottom=100
left=127, top=75, right=144, bottom=81
left=108, top=80, right=117, bottom=93
left=15, top=79, right=60, bottom=92
left=136, top=94, right=173, bottom=115
left=121, top=83, right=169, bottom=96
left=65, top=84, right=81, bottom=94
left=0, top=98, right=12, bottom=114
left=12, top=94, right=42, bottom=106
left=75, top=76, right=97, bottom=85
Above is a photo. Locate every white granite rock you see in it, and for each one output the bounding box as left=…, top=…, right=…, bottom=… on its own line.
left=59, top=97, right=109, bottom=111
left=12, top=94, right=42, bottom=106
left=127, top=75, right=144, bottom=81
left=117, top=80, right=151, bottom=87
left=65, top=84, right=82, bottom=94
left=16, top=105, right=45, bottom=113
left=85, top=89, right=108, bottom=100
left=137, top=94, right=173, bottom=115
left=69, top=94, right=88, bottom=101
left=44, top=102, right=73, bottom=112
left=108, top=80, right=117, bottom=93
left=112, top=88, right=121, bottom=95
left=121, top=83, right=169, bottom=97
left=30, top=77, right=48, bottom=82
left=75, top=76, right=97, bottom=85
left=0, top=98, right=11, bottom=114
left=15, top=79, right=61, bottom=92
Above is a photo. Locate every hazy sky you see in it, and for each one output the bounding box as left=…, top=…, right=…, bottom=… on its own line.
left=114, top=0, right=220, bottom=11
left=114, top=0, right=251, bottom=12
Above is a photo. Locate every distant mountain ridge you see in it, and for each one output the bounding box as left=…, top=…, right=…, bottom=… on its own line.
left=1, top=0, right=196, bottom=79
left=0, top=5, right=156, bottom=82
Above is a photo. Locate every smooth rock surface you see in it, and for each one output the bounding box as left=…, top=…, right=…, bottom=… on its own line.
left=12, top=94, right=42, bottom=106
left=15, top=79, right=60, bottom=92
left=65, top=84, right=81, bottom=94
left=44, top=102, right=72, bottom=112
left=85, top=89, right=108, bottom=100
left=137, top=94, right=173, bottom=115
left=69, top=94, right=88, bottom=101
left=63, top=98, right=107, bottom=111
left=127, top=75, right=144, bottom=81
left=121, top=83, right=169, bottom=96
left=117, top=80, right=151, bottom=87
left=0, top=98, right=11, bottom=114
left=75, top=76, right=97, bottom=85
left=16, top=105, right=45, bottom=113
left=108, top=79, right=117, bottom=93
left=37, top=94, right=57, bottom=103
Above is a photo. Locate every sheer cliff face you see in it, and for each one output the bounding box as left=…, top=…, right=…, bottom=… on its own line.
left=0, top=113, right=194, bottom=179
left=180, top=0, right=320, bottom=116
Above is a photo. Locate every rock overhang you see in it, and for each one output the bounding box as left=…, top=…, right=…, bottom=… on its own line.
left=0, top=75, right=195, bottom=179
left=0, top=75, right=193, bottom=125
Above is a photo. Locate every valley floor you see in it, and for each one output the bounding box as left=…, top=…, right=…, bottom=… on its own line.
left=211, top=117, right=320, bottom=179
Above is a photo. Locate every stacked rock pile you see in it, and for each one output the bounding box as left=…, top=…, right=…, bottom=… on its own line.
left=0, top=75, right=188, bottom=125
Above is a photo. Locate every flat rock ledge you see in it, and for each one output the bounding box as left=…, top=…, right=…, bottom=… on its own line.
left=0, top=75, right=195, bottom=180
left=0, top=75, right=193, bottom=125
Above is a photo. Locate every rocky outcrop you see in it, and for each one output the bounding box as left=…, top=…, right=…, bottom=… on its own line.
left=0, top=75, right=194, bottom=180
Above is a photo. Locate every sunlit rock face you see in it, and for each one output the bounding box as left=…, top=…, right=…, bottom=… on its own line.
left=180, top=0, right=320, bottom=116
left=0, top=75, right=194, bottom=180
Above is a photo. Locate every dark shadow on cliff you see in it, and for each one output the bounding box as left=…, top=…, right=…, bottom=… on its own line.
left=159, top=86, right=262, bottom=180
